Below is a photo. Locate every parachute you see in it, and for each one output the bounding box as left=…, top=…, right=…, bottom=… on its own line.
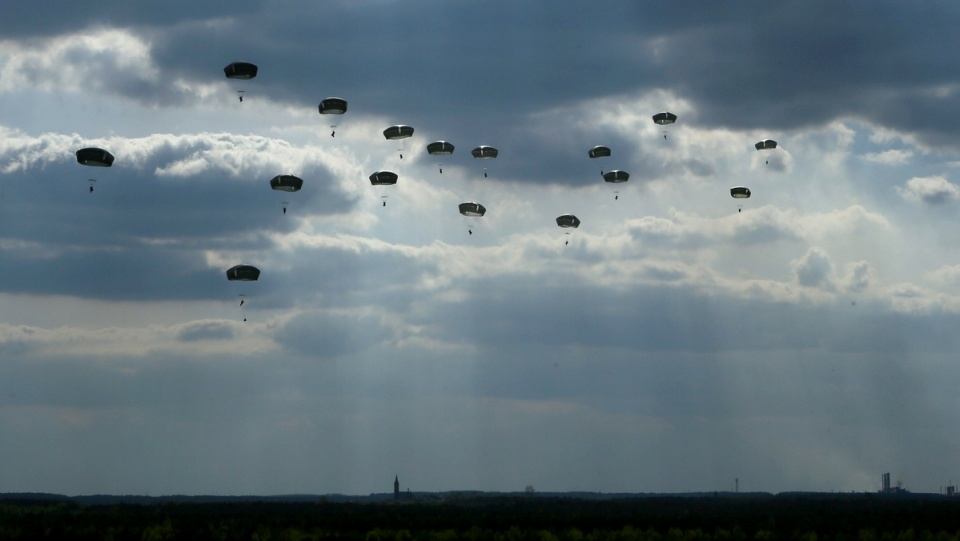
left=588, top=145, right=611, bottom=159
left=76, top=148, right=115, bottom=167
left=223, top=62, right=258, bottom=80
left=383, top=125, right=414, bottom=140
left=319, top=97, right=348, bottom=136
left=369, top=171, right=398, bottom=186
left=427, top=141, right=454, bottom=173
left=556, top=214, right=581, bottom=228
left=603, top=170, right=629, bottom=183
left=755, top=139, right=778, bottom=164
left=270, top=175, right=304, bottom=192
left=226, top=264, right=260, bottom=281
left=471, top=145, right=498, bottom=159
left=652, top=112, right=678, bottom=139
left=471, top=145, right=498, bottom=177
left=730, top=186, right=751, bottom=213
left=459, top=202, right=486, bottom=217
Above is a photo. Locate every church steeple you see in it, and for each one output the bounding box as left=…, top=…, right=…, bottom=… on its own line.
left=394, top=475, right=400, bottom=500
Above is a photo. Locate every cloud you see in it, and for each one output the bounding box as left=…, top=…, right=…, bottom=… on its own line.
left=175, top=320, right=236, bottom=342
left=896, top=175, right=960, bottom=205
left=862, top=149, right=913, bottom=165
left=793, top=247, right=835, bottom=290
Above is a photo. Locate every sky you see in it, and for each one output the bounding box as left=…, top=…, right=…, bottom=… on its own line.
left=1, top=1, right=960, bottom=497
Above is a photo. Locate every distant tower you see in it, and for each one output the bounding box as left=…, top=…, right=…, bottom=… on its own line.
left=394, top=475, right=400, bottom=500
left=882, top=472, right=891, bottom=493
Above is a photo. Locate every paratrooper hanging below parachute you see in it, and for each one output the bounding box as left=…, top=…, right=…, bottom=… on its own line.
left=471, top=145, right=498, bottom=178
left=730, top=186, right=751, bottom=213
left=652, top=111, right=678, bottom=139
left=224, top=62, right=258, bottom=102
left=427, top=141, right=455, bottom=173
left=384, top=125, right=414, bottom=159
left=755, top=139, right=777, bottom=164
left=603, top=170, right=629, bottom=199
left=369, top=171, right=398, bottom=206
left=319, top=97, right=348, bottom=136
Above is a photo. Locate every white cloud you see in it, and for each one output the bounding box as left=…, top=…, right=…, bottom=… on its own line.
left=896, top=175, right=960, bottom=204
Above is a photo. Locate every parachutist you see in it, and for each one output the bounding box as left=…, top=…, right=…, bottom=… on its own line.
left=399, top=154, right=403, bottom=159
left=484, top=172, right=487, bottom=178
left=439, top=167, right=443, bottom=174
left=89, top=186, right=94, bottom=193
left=615, top=195, right=618, bottom=200
left=243, top=318, right=247, bottom=322
left=239, top=95, right=243, bottom=102
left=565, top=240, right=569, bottom=246
left=383, top=201, right=386, bottom=207
left=331, top=131, right=335, bottom=137
left=239, top=299, right=244, bottom=307
left=468, top=229, right=473, bottom=235
left=664, top=134, right=667, bottom=140
left=283, top=207, right=286, bottom=215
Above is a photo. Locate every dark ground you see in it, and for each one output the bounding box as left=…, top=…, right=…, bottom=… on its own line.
left=0, top=492, right=958, bottom=540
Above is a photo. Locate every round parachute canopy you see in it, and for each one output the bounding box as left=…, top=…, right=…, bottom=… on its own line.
left=730, top=186, right=752, bottom=199
left=427, top=141, right=455, bottom=155
left=224, top=62, right=258, bottom=80
left=369, top=171, right=398, bottom=186
left=226, top=264, right=260, bottom=281
left=652, top=112, right=678, bottom=125
left=270, top=175, right=304, bottom=192
left=471, top=145, right=498, bottom=159
left=319, top=97, right=348, bottom=115
left=459, top=202, right=486, bottom=217
left=383, top=125, right=414, bottom=140
left=603, top=170, right=630, bottom=183
left=588, top=145, right=611, bottom=159
left=556, top=214, right=581, bottom=228
left=755, top=139, right=778, bottom=151
left=76, top=147, right=115, bottom=167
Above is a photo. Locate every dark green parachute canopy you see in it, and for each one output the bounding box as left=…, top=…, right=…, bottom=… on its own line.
left=270, top=175, right=304, bottom=192
left=588, top=145, right=611, bottom=158
left=369, top=171, right=398, bottom=186
left=603, top=170, right=630, bottom=183
left=730, top=186, right=751, bottom=199
left=755, top=139, right=778, bottom=150
left=319, top=97, right=348, bottom=115
left=76, top=147, right=114, bottom=167
left=383, top=125, right=414, bottom=140
left=459, top=202, right=486, bottom=217
left=652, top=112, right=678, bottom=125
left=556, top=214, right=581, bottom=228
left=226, top=264, right=260, bottom=281
left=224, top=62, right=258, bottom=80
left=471, top=145, right=498, bottom=159
left=427, top=141, right=455, bottom=155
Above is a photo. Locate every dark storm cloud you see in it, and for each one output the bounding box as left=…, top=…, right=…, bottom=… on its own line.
left=0, top=2, right=262, bottom=38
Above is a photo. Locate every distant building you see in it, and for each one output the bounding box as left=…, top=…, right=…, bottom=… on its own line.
left=394, top=476, right=400, bottom=500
